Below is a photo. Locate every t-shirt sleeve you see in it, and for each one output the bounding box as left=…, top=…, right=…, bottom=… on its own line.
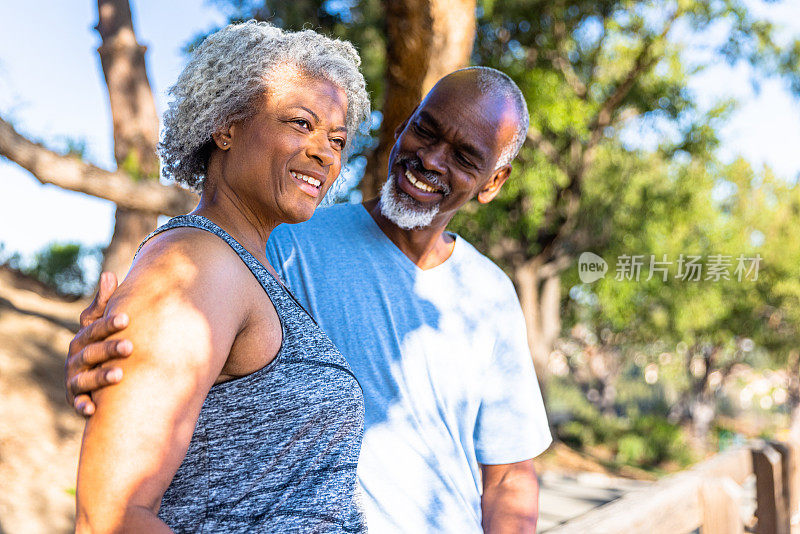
left=473, top=292, right=552, bottom=465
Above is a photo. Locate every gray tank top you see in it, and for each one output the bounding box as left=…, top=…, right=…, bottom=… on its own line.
left=138, top=215, right=366, bottom=533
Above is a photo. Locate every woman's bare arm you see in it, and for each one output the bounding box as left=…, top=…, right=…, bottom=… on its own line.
left=75, top=233, right=251, bottom=533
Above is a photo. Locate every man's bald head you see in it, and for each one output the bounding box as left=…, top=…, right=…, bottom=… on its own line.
left=432, top=67, right=529, bottom=169
left=379, top=66, right=528, bottom=230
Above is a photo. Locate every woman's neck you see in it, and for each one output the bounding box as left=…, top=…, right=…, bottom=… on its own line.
left=192, top=184, right=278, bottom=265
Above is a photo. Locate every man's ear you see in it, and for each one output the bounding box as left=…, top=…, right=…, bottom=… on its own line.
left=211, top=126, right=234, bottom=150
left=394, top=106, right=419, bottom=140
left=477, top=165, right=512, bottom=204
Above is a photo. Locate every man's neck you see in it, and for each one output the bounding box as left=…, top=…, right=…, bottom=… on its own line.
left=363, top=198, right=456, bottom=270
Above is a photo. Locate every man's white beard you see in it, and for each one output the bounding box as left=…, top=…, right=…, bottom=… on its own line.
left=379, top=175, right=440, bottom=230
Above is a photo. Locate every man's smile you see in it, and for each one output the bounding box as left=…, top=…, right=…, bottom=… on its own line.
left=396, top=161, right=446, bottom=203
left=404, top=168, right=439, bottom=193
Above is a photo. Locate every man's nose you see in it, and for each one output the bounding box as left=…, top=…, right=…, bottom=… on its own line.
left=416, top=143, right=447, bottom=175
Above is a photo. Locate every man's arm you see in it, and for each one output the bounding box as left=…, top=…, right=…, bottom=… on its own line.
left=66, top=272, right=132, bottom=416
left=481, top=460, right=540, bottom=534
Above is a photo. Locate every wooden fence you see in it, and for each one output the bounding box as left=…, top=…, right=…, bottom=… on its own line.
left=547, top=436, right=800, bottom=534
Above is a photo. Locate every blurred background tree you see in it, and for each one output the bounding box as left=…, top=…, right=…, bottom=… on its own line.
left=453, top=0, right=800, bottom=383
left=0, top=241, right=101, bottom=297
left=0, top=0, right=198, bottom=283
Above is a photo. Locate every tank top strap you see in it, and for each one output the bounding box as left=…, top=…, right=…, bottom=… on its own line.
left=135, top=214, right=315, bottom=323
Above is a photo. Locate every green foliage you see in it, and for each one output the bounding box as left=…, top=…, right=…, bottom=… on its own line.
left=557, top=406, right=694, bottom=469
left=117, top=150, right=160, bottom=182
left=452, top=148, right=566, bottom=267
left=13, top=242, right=101, bottom=297
left=452, top=0, right=800, bottom=271
left=60, top=137, right=89, bottom=159
left=552, top=146, right=800, bottom=449
left=549, top=367, right=695, bottom=470
left=632, top=415, right=694, bottom=466
left=120, top=151, right=144, bottom=181
left=563, top=151, right=800, bottom=364
left=616, top=434, right=649, bottom=465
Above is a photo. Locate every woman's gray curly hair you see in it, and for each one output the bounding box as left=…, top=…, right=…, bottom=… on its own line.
left=160, top=21, right=370, bottom=192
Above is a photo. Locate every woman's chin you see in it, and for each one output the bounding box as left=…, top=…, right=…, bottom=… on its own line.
left=280, top=203, right=318, bottom=225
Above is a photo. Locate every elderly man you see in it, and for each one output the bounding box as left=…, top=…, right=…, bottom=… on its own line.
left=66, top=66, right=551, bottom=533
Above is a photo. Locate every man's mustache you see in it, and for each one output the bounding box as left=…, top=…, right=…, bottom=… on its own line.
left=398, top=156, right=451, bottom=195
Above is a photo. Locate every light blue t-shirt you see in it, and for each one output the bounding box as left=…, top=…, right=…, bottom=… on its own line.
left=266, top=203, right=552, bottom=533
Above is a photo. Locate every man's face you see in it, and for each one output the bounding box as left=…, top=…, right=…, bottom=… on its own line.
left=380, top=76, right=518, bottom=230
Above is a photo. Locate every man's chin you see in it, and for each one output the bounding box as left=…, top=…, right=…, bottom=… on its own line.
left=379, top=177, right=440, bottom=230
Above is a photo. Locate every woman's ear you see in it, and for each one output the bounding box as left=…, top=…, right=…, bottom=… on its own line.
left=211, top=127, right=233, bottom=150
left=476, top=165, right=512, bottom=204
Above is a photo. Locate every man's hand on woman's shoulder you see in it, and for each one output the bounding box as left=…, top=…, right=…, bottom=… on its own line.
left=65, top=272, right=132, bottom=417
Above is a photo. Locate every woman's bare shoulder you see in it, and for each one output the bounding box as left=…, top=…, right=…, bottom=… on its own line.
left=136, top=226, right=244, bottom=273
left=107, top=227, right=254, bottom=333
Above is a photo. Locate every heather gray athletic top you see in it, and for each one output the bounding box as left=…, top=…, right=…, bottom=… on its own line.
left=138, top=215, right=366, bottom=533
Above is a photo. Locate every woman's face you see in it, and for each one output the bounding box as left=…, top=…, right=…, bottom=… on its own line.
left=219, top=66, right=349, bottom=225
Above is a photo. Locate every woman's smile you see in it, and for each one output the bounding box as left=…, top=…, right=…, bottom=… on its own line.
left=290, top=169, right=326, bottom=198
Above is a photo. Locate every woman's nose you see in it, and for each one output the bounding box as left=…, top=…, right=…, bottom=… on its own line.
left=306, top=132, right=336, bottom=168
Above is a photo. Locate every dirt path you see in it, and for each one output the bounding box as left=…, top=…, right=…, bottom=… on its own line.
left=0, top=268, right=87, bottom=534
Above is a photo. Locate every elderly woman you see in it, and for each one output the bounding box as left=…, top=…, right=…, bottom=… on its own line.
left=75, top=22, right=370, bottom=533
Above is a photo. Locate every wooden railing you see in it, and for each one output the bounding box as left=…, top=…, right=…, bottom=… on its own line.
left=547, top=436, right=800, bottom=534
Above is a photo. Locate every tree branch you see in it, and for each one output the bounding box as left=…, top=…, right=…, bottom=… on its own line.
left=586, top=9, right=681, bottom=152
left=584, top=6, right=612, bottom=89
left=546, top=17, right=588, bottom=98
left=545, top=50, right=588, bottom=98
left=0, top=116, right=198, bottom=215
left=526, top=9, right=683, bottom=267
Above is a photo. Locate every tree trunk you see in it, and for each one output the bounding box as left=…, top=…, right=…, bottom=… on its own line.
left=360, top=0, right=476, bottom=199
left=515, top=256, right=562, bottom=388
left=102, top=208, right=157, bottom=282
left=102, top=207, right=156, bottom=280
left=96, top=0, right=160, bottom=281
left=680, top=347, right=716, bottom=451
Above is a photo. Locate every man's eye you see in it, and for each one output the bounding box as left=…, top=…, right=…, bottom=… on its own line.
left=331, top=137, right=346, bottom=150
left=413, top=123, right=432, bottom=138
left=455, top=152, right=473, bottom=167
left=293, top=119, right=312, bottom=130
